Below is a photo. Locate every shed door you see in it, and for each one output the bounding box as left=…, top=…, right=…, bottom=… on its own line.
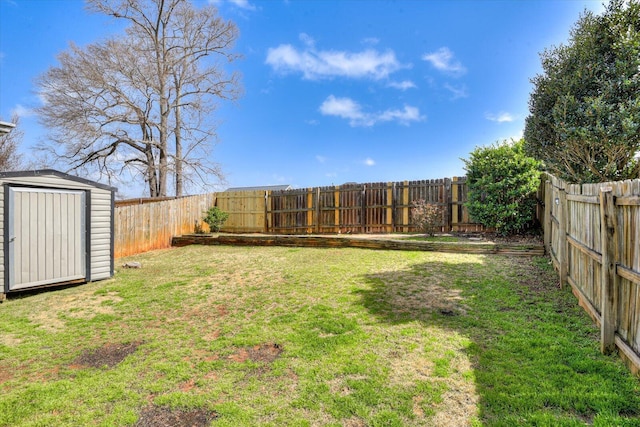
left=7, top=187, right=86, bottom=291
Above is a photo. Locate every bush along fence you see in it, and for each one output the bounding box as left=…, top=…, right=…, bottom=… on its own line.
left=216, top=177, right=484, bottom=234
left=543, top=174, right=640, bottom=375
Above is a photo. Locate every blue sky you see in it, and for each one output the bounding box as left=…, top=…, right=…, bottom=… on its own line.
left=1, top=0, right=606, bottom=197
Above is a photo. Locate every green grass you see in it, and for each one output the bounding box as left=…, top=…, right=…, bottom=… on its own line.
left=0, top=246, right=638, bottom=426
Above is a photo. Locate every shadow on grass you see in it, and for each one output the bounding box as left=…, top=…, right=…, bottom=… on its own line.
left=355, top=256, right=640, bottom=426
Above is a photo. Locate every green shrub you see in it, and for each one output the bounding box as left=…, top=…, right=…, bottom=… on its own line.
left=202, top=206, right=229, bottom=232
left=462, top=139, right=542, bottom=236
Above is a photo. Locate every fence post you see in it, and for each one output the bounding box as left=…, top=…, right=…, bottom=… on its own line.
left=402, top=181, right=409, bottom=232
left=451, top=177, right=459, bottom=232
left=262, top=191, right=267, bottom=233
left=386, top=182, right=393, bottom=233
left=557, top=188, right=569, bottom=289
left=334, top=186, right=340, bottom=233
left=444, top=178, right=452, bottom=232
left=543, top=180, right=552, bottom=253
left=361, top=185, right=367, bottom=233
left=599, top=187, right=619, bottom=354
left=315, top=187, right=320, bottom=234
left=306, top=188, right=314, bottom=234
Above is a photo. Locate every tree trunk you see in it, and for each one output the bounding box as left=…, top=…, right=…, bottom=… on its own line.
left=175, top=82, right=183, bottom=197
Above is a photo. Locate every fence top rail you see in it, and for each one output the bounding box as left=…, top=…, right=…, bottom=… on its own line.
left=115, top=193, right=216, bottom=207
left=267, top=179, right=454, bottom=195
left=547, top=173, right=640, bottom=197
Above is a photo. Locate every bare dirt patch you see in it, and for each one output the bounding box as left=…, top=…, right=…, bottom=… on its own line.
left=27, top=290, right=122, bottom=332
left=0, top=366, right=12, bottom=385
left=228, top=343, right=283, bottom=363
left=135, top=406, right=216, bottom=427
left=73, top=342, right=142, bottom=369
left=0, top=333, right=23, bottom=347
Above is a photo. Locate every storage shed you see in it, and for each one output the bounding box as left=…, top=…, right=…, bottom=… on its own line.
left=1, top=170, right=117, bottom=300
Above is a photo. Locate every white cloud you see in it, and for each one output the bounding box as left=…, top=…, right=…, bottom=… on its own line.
left=209, top=0, right=256, bottom=10
left=316, top=155, right=327, bottom=163
left=299, top=33, right=315, bottom=47
left=377, top=105, right=423, bottom=124
left=230, top=0, right=256, bottom=10
left=485, top=111, right=515, bottom=123
left=319, top=95, right=366, bottom=123
left=266, top=37, right=403, bottom=80
left=11, top=104, right=34, bottom=118
left=387, top=80, right=417, bottom=91
left=363, top=158, right=376, bottom=166
left=443, top=83, right=468, bottom=100
left=422, top=47, right=466, bottom=76
left=305, top=119, right=319, bottom=126
left=318, top=95, right=425, bottom=127
left=362, top=37, right=380, bottom=46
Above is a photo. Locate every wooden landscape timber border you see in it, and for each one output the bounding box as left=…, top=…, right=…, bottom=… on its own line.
left=171, top=234, right=545, bottom=257
left=544, top=174, right=640, bottom=376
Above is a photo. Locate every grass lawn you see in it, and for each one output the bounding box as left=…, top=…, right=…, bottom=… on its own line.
left=1, top=246, right=639, bottom=426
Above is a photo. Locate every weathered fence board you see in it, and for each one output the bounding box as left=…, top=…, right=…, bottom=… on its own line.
left=270, top=188, right=311, bottom=234
left=114, top=193, right=216, bottom=258
left=263, top=178, right=480, bottom=235
left=545, top=174, right=640, bottom=374
left=450, top=176, right=485, bottom=232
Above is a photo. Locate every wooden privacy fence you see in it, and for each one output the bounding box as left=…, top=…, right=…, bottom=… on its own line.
left=215, top=177, right=484, bottom=234
left=114, top=193, right=216, bottom=258
left=113, top=177, right=483, bottom=257
left=543, top=174, right=640, bottom=374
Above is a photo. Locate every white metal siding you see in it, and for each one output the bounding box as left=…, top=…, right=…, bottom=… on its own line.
left=0, top=171, right=115, bottom=291
left=89, top=188, right=113, bottom=280
left=8, top=188, right=86, bottom=290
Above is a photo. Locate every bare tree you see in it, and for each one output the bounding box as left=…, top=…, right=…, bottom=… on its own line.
left=0, top=115, right=23, bottom=171
left=37, top=39, right=164, bottom=196
left=37, top=0, right=240, bottom=197
left=162, top=1, right=241, bottom=195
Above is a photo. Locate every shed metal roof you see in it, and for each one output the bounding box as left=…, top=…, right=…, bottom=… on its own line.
left=0, top=169, right=118, bottom=192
